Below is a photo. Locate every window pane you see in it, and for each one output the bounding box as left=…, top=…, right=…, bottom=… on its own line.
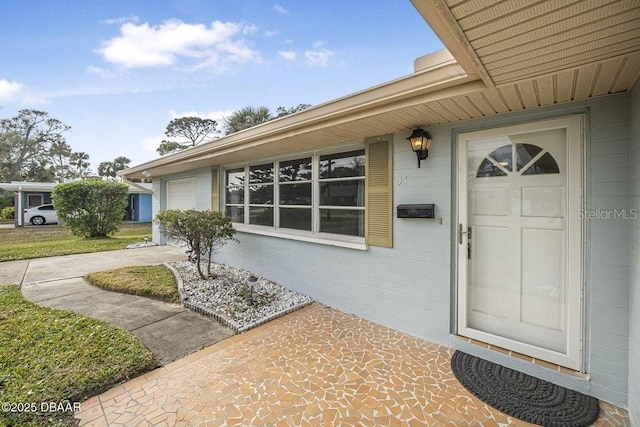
left=476, top=158, right=508, bottom=178
left=279, top=183, right=311, bottom=205
left=319, top=150, right=365, bottom=179
left=249, top=163, right=274, bottom=184
left=320, top=180, right=364, bottom=207
left=488, top=145, right=512, bottom=171
left=225, top=206, right=244, bottom=223
left=319, top=209, right=364, bottom=237
left=249, top=207, right=273, bottom=226
left=522, top=152, right=560, bottom=175
left=249, top=185, right=273, bottom=204
left=226, top=168, right=245, bottom=186
left=225, top=187, right=244, bottom=204
left=279, top=158, right=312, bottom=182
left=279, top=208, right=312, bottom=231
left=516, top=143, right=543, bottom=171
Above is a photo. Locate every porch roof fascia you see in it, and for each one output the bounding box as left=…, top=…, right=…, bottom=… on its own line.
left=409, top=0, right=494, bottom=87
left=0, top=182, right=56, bottom=192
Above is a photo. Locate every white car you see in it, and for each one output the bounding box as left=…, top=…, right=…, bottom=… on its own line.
left=24, top=204, right=59, bottom=225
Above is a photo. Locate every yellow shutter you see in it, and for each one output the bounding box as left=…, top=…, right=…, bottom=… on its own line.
left=211, top=168, right=220, bottom=212
left=365, top=135, right=393, bottom=248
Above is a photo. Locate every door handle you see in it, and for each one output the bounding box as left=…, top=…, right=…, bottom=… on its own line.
left=458, top=223, right=468, bottom=245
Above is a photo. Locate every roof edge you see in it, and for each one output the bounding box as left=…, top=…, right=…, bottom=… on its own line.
left=123, top=59, right=481, bottom=177
left=409, top=0, right=493, bottom=87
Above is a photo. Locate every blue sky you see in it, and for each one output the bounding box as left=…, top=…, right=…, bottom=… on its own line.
left=0, top=1, right=442, bottom=171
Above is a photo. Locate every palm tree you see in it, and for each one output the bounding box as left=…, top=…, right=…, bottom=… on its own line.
left=224, top=106, right=272, bottom=134
left=69, top=151, right=91, bottom=178
left=98, top=156, right=130, bottom=179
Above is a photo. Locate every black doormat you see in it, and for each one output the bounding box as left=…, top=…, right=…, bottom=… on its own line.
left=451, top=351, right=600, bottom=427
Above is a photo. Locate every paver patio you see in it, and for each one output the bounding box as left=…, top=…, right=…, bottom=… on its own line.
left=76, top=303, right=629, bottom=426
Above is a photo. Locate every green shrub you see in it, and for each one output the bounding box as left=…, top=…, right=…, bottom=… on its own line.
left=1, top=206, right=14, bottom=220
left=52, top=180, right=129, bottom=238
left=154, top=209, right=237, bottom=279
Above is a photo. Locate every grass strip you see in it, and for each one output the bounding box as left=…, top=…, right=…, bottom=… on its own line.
left=0, top=285, right=156, bottom=426
left=85, top=265, right=179, bottom=303
left=0, top=223, right=151, bottom=262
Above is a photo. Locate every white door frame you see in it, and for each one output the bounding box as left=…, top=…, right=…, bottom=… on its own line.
left=456, top=115, right=584, bottom=370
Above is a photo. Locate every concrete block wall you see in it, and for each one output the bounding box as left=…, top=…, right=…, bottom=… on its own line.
left=588, top=96, right=630, bottom=405
left=153, top=95, right=632, bottom=407
left=628, top=82, right=640, bottom=425
left=215, top=132, right=454, bottom=345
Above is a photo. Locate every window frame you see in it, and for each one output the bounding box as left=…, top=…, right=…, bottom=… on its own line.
left=223, top=145, right=367, bottom=248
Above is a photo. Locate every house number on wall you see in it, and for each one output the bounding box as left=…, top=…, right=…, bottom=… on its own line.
left=397, top=176, right=408, bottom=185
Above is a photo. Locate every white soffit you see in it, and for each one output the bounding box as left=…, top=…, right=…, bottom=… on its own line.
left=444, top=0, right=640, bottom=85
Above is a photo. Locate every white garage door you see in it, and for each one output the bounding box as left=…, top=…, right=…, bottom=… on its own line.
left=167, top=178, right=196, bottom=210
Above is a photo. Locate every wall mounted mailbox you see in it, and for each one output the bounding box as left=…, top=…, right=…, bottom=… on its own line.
left=396, top=203, right=435, bottom=218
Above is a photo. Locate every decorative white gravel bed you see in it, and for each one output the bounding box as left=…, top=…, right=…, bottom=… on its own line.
left=167, top=261, right=313, bottom=333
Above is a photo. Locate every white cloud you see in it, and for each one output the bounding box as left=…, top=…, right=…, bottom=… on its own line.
left=312, top=40, right=326, bottom=48
left=0, top=79, right=23, bottom=103
left=265, top=30, right=279, bottom=37
left=278, top=50, right=297, bottom=61
left=305, top=48, right=334, bottom=67
left=86, top=65, right=118, bottom=79
left=97, top=20, right=261, bottom=70
left=273, top=4, right=289, bottom=15
left=20, top=93, right=49, bottom=105
left=0, top=79, right=48, bottom=105
left=102, top=15, right=139, bottom=25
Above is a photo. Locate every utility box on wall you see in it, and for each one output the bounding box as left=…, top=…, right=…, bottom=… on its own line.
left=396, top=204, right=435, bottom=218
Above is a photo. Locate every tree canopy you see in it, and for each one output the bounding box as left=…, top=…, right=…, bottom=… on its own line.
left=0, top=109, right=91, bottom=183
left=223, top=104, right=311, bottom=135
left=223, top=106, right=272, bottom=135
left=274, top=103, right=312, bottom=119
left=157, top=116, right=219, bottom=156
left=98, top=156, right=131, bottom=179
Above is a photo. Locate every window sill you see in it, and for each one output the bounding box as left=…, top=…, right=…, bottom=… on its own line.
left=233, top=225, right=368, bottom=251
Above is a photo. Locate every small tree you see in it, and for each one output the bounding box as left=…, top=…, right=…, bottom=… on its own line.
left=154, top=209, right=237, bottom=279
left=1, top=206, right=14, bottom=220
left=157, top=117, right=219, bottom=156
left=52, top=180, right=129, bottom=237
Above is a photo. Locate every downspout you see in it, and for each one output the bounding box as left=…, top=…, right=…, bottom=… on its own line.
left=16, top=188, right=23, bottom=227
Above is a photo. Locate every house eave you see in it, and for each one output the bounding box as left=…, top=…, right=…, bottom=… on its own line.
left=121, top=58, right=482, bottom=179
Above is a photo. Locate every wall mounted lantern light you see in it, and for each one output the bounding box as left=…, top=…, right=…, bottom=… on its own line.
left=406, top=127, right=432, bottom=168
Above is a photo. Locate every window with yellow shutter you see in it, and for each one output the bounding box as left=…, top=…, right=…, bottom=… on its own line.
left=365, top=136, right=393, bottom=248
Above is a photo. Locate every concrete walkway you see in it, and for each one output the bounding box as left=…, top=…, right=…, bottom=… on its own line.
left=2, top=246, right=234, bottom=364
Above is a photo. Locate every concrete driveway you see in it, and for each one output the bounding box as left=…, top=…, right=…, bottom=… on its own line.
left=1, top=246, right=234, bottom=364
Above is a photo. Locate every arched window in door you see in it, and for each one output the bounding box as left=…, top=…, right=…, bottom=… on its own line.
left=476, top=143, right=560, bottom=178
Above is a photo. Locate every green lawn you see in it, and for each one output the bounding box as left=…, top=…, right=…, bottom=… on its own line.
left=85, top=265, right=180, bottom=303
left=0, top=223, right=152, bottom=262
left=0, top=285, right=156, bottom=426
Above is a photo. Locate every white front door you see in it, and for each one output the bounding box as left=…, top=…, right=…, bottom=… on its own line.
left=457, top=116, right=583, bottom=370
